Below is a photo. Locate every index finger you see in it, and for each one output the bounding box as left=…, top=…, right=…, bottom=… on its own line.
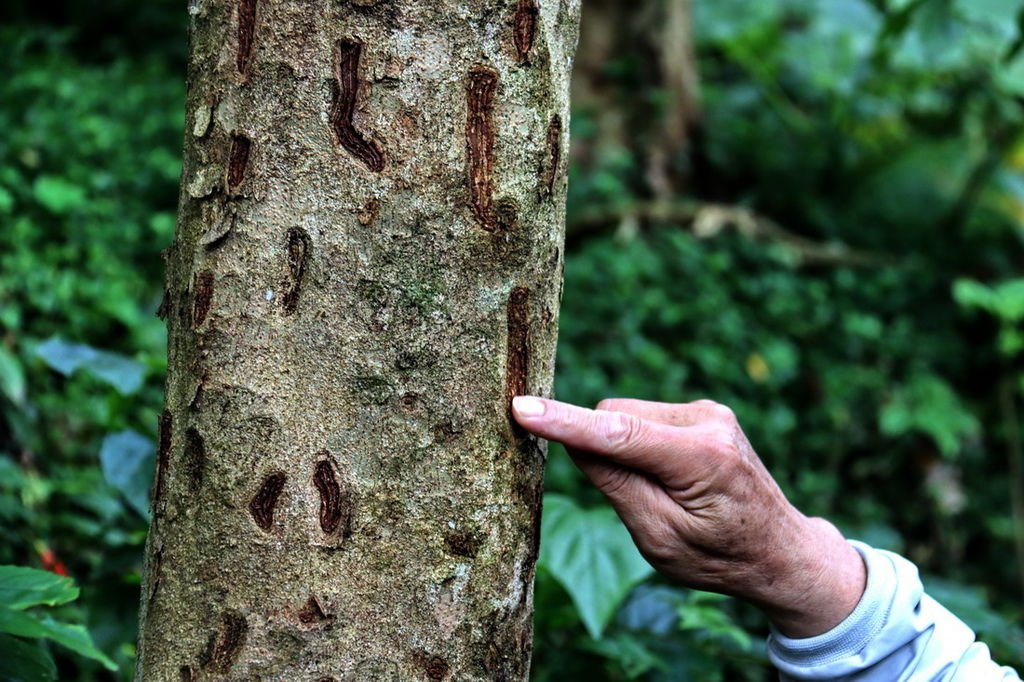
left=595, top=397, right=735, bottom=429
left=512, top=396, right=704, bottom=484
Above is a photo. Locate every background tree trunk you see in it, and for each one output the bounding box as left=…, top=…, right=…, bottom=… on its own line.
left=569, top=0, right=700, bottom=199
left=135, top=0, right=579, bottom=679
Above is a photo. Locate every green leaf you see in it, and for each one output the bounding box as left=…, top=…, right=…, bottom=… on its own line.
left=31, top=175, right=86, bottom=214
left=99, top=430, right=155, bottom=519
left=0, top=346, right=26, bottom=406
left=34, top=337, right=144, bottom=395
left=581, top=631, right=668, bottom=679
left=955, top=278, right=1024, bottom=322
left=0, top=186, right=14, bottom=214
left=954, top=0, right=1024, bottom=33
left=879, top=374, right=980, bottom=458
left=925, top=578, right=1024, bottom=660
left=538, top=494, right=654, bottom=639
left=0, top=567, right=77, bottom=611
left=677, top=592, right=752, bottom=651
left=999, top=51, right=1024, bottom=95
left=0, top=633, right=57, bottom=682
left=0, top=608, right=117, bottom=671
left=953, top=279, right=998, bottom=313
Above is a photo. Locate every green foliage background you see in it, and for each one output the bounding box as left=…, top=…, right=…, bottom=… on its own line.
left=2, top=0, right=1024, bottom=679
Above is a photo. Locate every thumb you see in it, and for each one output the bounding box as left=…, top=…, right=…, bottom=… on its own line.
left=568, top=447, right=676, bottom=532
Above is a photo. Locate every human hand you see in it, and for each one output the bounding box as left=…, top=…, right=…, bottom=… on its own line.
left=512, top=396, right=866, bottom=638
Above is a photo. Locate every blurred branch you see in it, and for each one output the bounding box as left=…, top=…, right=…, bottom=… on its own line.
left=941, top=120, right=1022, bottom=232
left=723, top=43, right=814, bottom=135
left=568, top=201, right=897, bottom=268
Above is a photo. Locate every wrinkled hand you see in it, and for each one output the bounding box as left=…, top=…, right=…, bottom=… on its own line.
left=512, top=396, right=866, bottom=638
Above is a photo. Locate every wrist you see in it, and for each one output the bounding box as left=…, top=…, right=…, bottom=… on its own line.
left=752, top=514, right=867, bottom=638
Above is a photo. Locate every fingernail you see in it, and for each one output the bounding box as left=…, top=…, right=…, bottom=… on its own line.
left=513, top=396, right=546, bottom=418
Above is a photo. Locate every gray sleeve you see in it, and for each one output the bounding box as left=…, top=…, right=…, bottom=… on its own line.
left=766, top=541, right=1021, bottom=681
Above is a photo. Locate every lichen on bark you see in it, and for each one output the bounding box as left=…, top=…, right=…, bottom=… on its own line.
left=135, top=0, right=579, bottom=679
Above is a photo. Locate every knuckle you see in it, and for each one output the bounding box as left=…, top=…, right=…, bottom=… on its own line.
left=600, top=412, right=641, bottom=450
left=709, top=402, right=738, bottom=425
left=595, top=398, right=626, bottom=413
left=705, top=427, right=741, bottom=462
left=691, top=399, right=736, bottom=424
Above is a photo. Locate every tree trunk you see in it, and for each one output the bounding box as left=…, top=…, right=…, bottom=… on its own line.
left=136, top=1, right=579, bottom=679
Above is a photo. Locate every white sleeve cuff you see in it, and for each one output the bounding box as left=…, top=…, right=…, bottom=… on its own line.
left=766, top=541, right=1018, bottom=681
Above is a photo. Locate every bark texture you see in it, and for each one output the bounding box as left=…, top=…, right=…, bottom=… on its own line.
left=135, top=0, right=579, bottom=679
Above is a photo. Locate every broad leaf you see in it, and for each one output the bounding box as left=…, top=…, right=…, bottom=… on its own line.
left=538, top=494, right=654, bottom=639
left=0, top=567, right=77, bottom=611
left=0, top=633, right=57, bottom=682
left=35, top=337, right=144, bottom=395
left=0, top=608, right=117, bottom=671
left=0, top=346, right=26, bottom=406
left=99, top=430, right=155, bottom=519
left=618, top=584, right=686, bottom=636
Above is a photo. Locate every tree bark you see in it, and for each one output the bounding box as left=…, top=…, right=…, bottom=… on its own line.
left=135, top=0, right=579, bottom=679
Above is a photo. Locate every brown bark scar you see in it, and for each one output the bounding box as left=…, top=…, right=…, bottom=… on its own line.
left=313, top=456, right=352, bottom=537
left=331, top=40, right=385, bottom=172
left=156, top=288, right=170, bottom=320
left=154, top=410, right=173, bottom=507
left=413, top=651, right=451, bottom=681
left=297, top=595, right=334, bottom=624
left=514, top=0, right=539, bottom=64
left=183, top=427, right=206, bottom=492
left=226, top=133, right=252, bottom=194
left=467, top=67, right=500, bottom=232
left=544, top=115, right=562, bottom=196
left=149, top=546, right=164, bottom=601
left=236, top=0, right=256, bottom=78
left=282, top=227, right=311, bottom=314
left=357, top=198, right=380, bottom=226
left=249, top=472, right=286, bottom=532
left=200, top=611, right=248, bottom=673
left=506, top=287, right=530, bottom=412
left=192, top=271, right=215, bottom=327
left=444, top=530, right=481, bottom=559
left=189, top=382, right=206, bottom=413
